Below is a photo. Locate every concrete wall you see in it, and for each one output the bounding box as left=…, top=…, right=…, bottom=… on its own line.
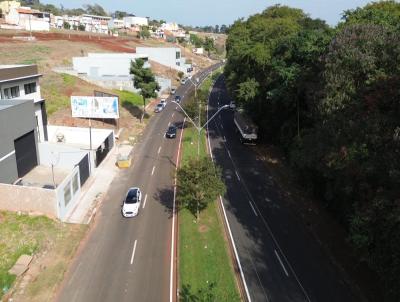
left=0, top=100, right=38, bottom=184
left=38, top=142, right=88, bottom=170
left=56, top=166, right=81, bottom=220
left=136, top=47, right=186, bottom=72
left=0, top=183, right=57, bottom=218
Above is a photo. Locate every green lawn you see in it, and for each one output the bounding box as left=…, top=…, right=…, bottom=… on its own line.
left=113, top=90, right=143, bottom=107
left=178, top=74, right=240, bottom=301
left=0, top=211, right=87, bottom=300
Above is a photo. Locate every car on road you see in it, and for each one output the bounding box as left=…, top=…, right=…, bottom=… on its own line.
left=180, top=78, right=187, bottom=85
left=171, top=87, right=176, bottom=94
left=174, top=95, right=181, bottom=103
left=160, top=99, right=167, bottom=108
left=122, top=187, right=142, bottom=217
left=154, top=103, right=164, bottom=112
left=165, top=125, right=177, bottom=138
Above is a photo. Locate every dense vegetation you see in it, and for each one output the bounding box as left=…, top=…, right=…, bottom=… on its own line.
left=224, top=2, right=400, bottom=300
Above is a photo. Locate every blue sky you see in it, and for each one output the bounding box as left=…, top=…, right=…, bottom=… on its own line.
left=43, top=0, right=374, bottom=26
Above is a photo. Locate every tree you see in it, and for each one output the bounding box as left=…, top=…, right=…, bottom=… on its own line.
left=63, top=21, right=70, bottom=30
left=190, top=33, right=204, bottom=48
left=177, top=157, right=225, bottom=219
left=83, top=4, right=108, bottom=16
left=177, top=71, right=184, bottom=81
left=78, top=24, right=85, bottom=31
left=138, top=26, right=150, bottom=39
left=203, top=37, right=215, bottom=56
left=114, top=10, right=128, bottom=19
left=129, top=58, right=160, bottom=122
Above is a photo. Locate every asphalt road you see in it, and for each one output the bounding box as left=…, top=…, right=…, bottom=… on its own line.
left=56, top=63, right=222, bottom=302
left=207, top=76, right=361, bottom=302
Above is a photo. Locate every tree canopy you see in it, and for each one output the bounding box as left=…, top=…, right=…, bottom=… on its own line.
left=224, top=2, right=400, bottom=300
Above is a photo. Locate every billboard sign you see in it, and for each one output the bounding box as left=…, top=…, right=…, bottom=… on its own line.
left=71, top=96, right=119, bottom=119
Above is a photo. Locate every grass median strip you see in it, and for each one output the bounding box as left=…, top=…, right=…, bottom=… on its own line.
left=178, top=74, right=240, bottom=301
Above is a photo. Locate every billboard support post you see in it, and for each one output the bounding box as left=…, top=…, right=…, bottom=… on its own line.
left=89, top=118, right=92, bottom=150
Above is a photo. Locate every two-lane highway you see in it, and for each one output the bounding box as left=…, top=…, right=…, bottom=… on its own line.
left=207, top=76, right=360, bottom=301
left=56, top=63, right=222, bottom=302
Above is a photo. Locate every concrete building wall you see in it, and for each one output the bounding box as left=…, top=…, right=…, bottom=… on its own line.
left=0, top=183, right=57, bottom=218
left=123, top=16, right=148, bottom=27
left=136, top=47, right=186, bottom=72
left=38, top=142, right=88, bottom=170
left=0, top=100, right=39, bottom=184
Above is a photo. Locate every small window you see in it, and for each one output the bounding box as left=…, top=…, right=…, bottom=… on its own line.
left=176, top=51, right=181, bottom=59
left=64, top=182, right=71, bottom=206
left=72, top=173, right=79, bottom=194
left=176, top=62, right=180, bottom=66
left=3, top=86, right=20, bottom=99
left=24, top=82, right=37, bottom=94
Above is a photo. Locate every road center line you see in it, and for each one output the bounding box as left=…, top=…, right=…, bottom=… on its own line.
left=275, top=250, right=289, bottom=277
left=249, top=201, right=258, bottom=216
left=168, top=121, right=171, bottom=127
left=130, top=240, right=138, bottom=265
left=142, top=194, right=148, bottom=209
left=227, top=150, right=232, bottom=159
left=151, top=166, right=155, bottom=175
left=223, top=135, right=226, bottom=141
left=172, top=113, right=175, bottom=118
left=158, top=146, right=162, bottom=154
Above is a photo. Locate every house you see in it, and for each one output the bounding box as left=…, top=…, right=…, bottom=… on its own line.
left=0, top=0, right=20, bottom=16
left=193, top=47, right=204, bottom=55
left=80, top=14, right=111, bottom=34
left=123, top=16, right=148, bottom=28
left=5, top=6, right=50, bottom=31
left=108, top=18, right=124, bottom=30
left=0, top=65, right=48, bottom=142
left=136, top=47, right=193, bottom=74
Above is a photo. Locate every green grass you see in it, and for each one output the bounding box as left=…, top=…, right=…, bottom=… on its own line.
left=113, top=90, right=143, bottom=107
left=61, top=73, right=77, bottom=86
left=0, top=212, right=55, bottom=298
left=178, top=74, right=240, bottom=301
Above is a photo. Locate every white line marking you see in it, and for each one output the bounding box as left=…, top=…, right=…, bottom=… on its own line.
left=172, top=113, right=175, bottom=118
left=235, top=170, right=241, bottom=181
left=158, top=146, right=162, bottom=154
left=221, top=124, right=224, bottom=130
left=0, top=150, right=15, bottom=163
left=130, top=240, right=137, bottom=265
left=142, top=194, right=148, bottom=209
left=168, top=121, right=171, bottom=127
left=219, top=196, right=252, bottom=301
left=175, top=106, right=178, bottom=109
left=151, top=166, right=155, bottom=175
left=170, top=116, right=186, bottom=302
left=223, top=135, right=226, bottom=141
left=275, top=250, right=289, bottom=277
left=249, top=201, right=258, bottom=216
left=227, top=150, right=232, bottom=159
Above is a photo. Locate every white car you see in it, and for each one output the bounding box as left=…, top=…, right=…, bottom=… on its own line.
left=181, top=78, right=187, bottom=85
left=154, top=103, right=164, bottom=112
left=160, top=99, right=167, bottom=107
left=122, top=187, right=142, bottom=218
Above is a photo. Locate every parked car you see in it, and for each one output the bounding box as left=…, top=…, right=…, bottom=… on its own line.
left=122, top=187, right=142, bottom=217
left=171, top=87, right=176, bottom=94
left=166, top=126, right=177, bottom=138
left=175, top=95, right=182, bottom=103
left=160, top=99, right=167, bottom=107
left=155, top=103, right=164, bottom=112
left=180, top=78, right=187, bottom=85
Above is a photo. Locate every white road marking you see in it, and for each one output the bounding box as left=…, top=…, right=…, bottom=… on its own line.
left=219, top=196, right=252, bottom=301
left=170, top=117, right=186, bottom=302
left=168, top=121, right=171, bottom=127
left=227, top=150, right=232, bottom=159
left=223, top=135, right=226, bottom=141
left=172, top=113, right=175, bottom=118
left=249, top=201, right=258, bottom=216
left=235, top=170, right=241, bottom=181
left=142, top=194, right=148, bottom=209
left=175, top=106, right=178, bottom=109
left=275, top=250, right=289, bottom=277
left=158, top=146, right=162, bottom=154
left=221, top=124, right=224, bottom=130
left=151, top=166, right=155, bottom=175
left=130, top=240, right=138, bottom=265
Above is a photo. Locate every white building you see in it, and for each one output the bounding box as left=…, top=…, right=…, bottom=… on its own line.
left=5, top=6, right=50, bottom=31
left=108, top=19, right=124, bottom=30
left=136, top=47, right=192, bottom=74
left=80, top=14, right=111, bottom=34
left=0, top=65, right=48, bottom=142
left=123, top=16, right=148, bottom=28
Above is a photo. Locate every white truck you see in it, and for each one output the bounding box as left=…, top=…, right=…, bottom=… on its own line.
left=234, top=109, right=258, bottom=144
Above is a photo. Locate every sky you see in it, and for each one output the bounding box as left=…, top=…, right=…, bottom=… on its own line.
left=42, top=0, right=375, bottom=27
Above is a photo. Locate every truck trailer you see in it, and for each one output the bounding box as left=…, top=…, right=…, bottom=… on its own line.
left=233, top=109, right=258, bottom=144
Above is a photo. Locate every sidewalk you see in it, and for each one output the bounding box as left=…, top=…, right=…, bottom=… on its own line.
left=64, top=143, right=133, bottom=224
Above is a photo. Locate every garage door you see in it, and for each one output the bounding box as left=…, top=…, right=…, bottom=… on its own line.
left=14, top=130, right=38, bottom=177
